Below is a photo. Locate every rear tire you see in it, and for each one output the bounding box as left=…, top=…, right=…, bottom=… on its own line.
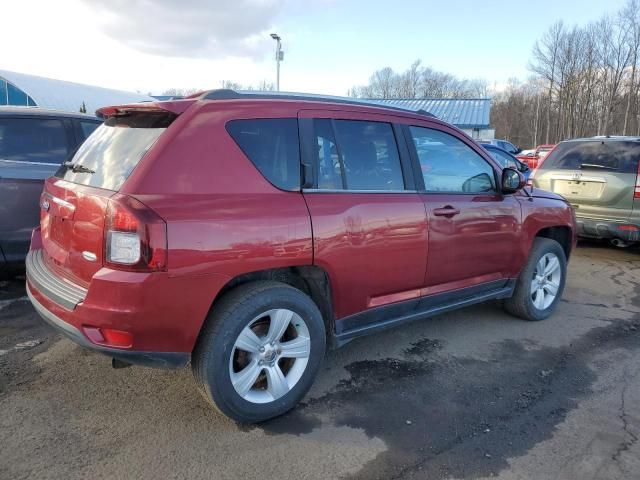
left=192, top=281, right=325, bottom=423
left=504, top=238, right=567, bottom=321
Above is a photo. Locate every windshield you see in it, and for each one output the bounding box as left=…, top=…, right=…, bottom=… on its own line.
left=539, top=140, right=640, bottom=173
left=55, top=111, right=175, bottom=190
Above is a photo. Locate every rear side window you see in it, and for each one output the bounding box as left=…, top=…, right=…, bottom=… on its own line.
left=56, top=112, right=175, bottom=191
left=333, top=120, right=404, bottom=191
left=0, top=117, right=69, bottom=164
left=311, top=119, right=405, bottom=191
left=540, top=141, right=640, bottom=173
left=226, top=118, right=301, bottom=191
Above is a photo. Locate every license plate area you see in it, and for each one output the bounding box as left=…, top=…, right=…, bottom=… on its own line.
left=553, top=180, right=604, bottom=199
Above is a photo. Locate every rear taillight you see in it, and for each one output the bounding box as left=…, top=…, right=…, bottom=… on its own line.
left=104, top=194, right=167, bottom=272
left=635, top=161, right=640, bottom=199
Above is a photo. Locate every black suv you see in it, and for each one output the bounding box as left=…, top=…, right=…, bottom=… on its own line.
left=0, top=108, right=101, bottom=275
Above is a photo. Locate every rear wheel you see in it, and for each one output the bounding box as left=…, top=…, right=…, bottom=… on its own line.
left=504, top=238, right=567, bottom=321
left=192, top=281, right=325, bottom=423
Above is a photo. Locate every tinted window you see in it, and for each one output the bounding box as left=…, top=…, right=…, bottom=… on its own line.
left=56, top=112, right=174, bottom=190
left=331, top=120, right=404, bottom=191
left=410, top=126, right=496, bottom=193
left=314, top=119, right=344, bottom=190
left=226, top=119, right=300, bottom=191
left=539, top=141, right=640, bottom=173
left=0, top=117, right=69, bottom=164
left=79, top=120, right=100, bottom=140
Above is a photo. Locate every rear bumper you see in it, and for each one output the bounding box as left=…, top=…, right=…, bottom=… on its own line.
left=27, top=282, right=188, bottom=369
left=576, top=217, right=640, bottom=242
left=25, top=237, right=228, bottom=369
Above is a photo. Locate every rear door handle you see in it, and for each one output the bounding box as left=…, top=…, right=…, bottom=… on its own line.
left=433, top=206, right=460, bottom=217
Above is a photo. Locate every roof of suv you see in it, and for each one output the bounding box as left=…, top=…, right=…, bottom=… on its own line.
left=562, top=135, right=640, bottom=143
left=0, top=106, right=100, bottom=120
left=198, top=89, right=437, bottom=118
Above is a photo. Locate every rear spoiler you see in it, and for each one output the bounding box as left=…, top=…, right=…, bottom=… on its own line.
left=96, top=99, right=196, bottom=119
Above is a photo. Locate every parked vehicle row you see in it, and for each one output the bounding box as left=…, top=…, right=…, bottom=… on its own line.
left=517, top=144, right=555, bottom=169
left=0, top=108, right=101, bottom=276
left=24, top=91, right=576, bottom=423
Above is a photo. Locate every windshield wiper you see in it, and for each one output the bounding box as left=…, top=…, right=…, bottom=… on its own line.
left=579, top=163, right=616, bottom=170
left=63, top=161, right=95, bottom=174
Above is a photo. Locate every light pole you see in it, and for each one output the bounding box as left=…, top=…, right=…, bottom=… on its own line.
left=270, top=33, right=283, bottom=91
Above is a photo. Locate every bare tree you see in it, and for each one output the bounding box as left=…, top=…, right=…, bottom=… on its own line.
left=622, top=0, right=640, bottom=134
left=531, top=21, right=564, bottom=143
left=349, top=61, right=487, bottom=99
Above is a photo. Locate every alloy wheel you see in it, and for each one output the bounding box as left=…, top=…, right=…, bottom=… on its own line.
left=229, top=308, right=311, bottom=404
left=530, top=252, right=561, bottom=310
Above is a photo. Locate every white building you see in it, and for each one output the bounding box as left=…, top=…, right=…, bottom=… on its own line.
left=0, top=69, right=154, bottom=115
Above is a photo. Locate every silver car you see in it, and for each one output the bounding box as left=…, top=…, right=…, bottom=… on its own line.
left=0, top=108, right=101, bottom=275
left=533, top=136, right=640, bottom=247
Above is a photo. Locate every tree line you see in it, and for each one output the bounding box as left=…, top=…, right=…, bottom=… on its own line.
left=350, top=0, right=640, bottom=148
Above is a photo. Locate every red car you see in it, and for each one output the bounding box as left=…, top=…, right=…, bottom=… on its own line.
left=517, top=144, right=556, bottom=169
left=26, top=92, right=576, bottom=422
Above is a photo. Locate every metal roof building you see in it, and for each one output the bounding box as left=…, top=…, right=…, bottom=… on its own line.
left=366, top=98, right=493, bottom=139
left=0, top=69, right=154, bottom=115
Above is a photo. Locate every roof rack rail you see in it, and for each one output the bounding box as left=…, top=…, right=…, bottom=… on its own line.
left=200, top=89, right=436, bottom=118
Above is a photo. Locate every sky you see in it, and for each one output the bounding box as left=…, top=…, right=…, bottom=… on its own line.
left=0, top=0, right=629, bottom=96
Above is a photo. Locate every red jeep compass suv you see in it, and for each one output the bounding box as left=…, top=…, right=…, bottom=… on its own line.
left=26, top=91, right=576, bottom=423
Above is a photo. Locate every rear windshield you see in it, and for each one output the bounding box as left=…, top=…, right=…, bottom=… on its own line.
left=540, top=140, right=640, bottom=173
left=55, top=112, right=175, bottom=190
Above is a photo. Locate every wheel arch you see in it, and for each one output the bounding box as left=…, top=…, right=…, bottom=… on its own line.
left=195, top=265, right=335, bottom=352
left=535, top=225, right=573, bottom=259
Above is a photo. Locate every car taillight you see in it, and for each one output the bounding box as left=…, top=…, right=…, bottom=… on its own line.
left=635, top=161, right=640, bottom=199
left=104, top=194, right=167, bottom=272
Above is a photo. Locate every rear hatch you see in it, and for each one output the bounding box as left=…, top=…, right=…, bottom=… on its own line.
left=534, top=139, right=640, bottom=221
left=40, top=107, right=177, bottom=287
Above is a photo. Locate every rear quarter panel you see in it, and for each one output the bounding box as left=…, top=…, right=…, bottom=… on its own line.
left=122, top=101, right=314, bottom=344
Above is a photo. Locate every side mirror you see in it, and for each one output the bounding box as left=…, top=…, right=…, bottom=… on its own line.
left=501, top=168, right=525, bottom=194
left=514, top=147, right=522, bottom=154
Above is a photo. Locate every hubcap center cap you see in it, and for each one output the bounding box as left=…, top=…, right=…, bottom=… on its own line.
left=262, top=347, right=277, bottom=363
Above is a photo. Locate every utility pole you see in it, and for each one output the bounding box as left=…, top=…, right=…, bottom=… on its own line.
left=270, top=33, right=283, bottom=91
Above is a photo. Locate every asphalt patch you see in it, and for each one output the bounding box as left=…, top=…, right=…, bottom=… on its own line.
left=259, top=316, right=640, bottom=480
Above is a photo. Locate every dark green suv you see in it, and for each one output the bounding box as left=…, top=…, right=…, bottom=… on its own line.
left=533, top=137, right=640, bottom=247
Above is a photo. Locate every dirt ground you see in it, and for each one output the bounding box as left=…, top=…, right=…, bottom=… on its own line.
left=1, top=241, right=639, bottom=480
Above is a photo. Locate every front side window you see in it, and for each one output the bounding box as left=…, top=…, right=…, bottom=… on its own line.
left=226, top=118, right=301, bottom=191
left=0, top=117, right=69, bottom=164
left=489, top=148, right=518, bottom=169
left=410, top=126, right=496, bottom=193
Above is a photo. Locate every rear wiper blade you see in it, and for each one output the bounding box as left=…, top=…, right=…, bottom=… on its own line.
left=579, top=163, right=616, bottom=170
left=63, top=161, right=95, bottom=174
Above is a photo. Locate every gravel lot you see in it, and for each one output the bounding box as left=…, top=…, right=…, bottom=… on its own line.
left=1, top=241, right=639, bottom=480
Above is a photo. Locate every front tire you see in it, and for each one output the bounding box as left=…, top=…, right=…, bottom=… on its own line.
left=192, top=281, right=325, bottom=423
left=504, top=238, right=567, bottom=321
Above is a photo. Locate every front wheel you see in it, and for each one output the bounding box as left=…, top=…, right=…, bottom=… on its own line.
left=192, top=281, right=325, bottom=423
left=504, top=238, right=567, bottom=321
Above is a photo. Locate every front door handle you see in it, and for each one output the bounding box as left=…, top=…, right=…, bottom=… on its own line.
left=433, top=206, right=460, bottom=217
